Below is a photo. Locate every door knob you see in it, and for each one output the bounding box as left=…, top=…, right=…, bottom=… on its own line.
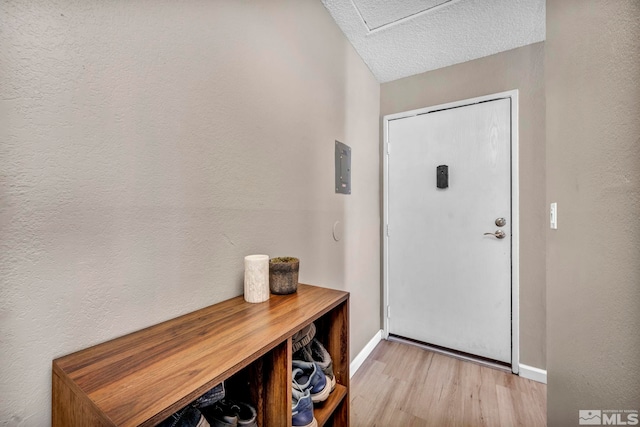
left=495, top=217, right=506, bottom=227
left=484, top=230, right=506, bottom=239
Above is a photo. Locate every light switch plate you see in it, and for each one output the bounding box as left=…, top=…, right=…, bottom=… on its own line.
left=335, top=140, right=351, bottom=194
left=550, top=202, right=557, bottom=229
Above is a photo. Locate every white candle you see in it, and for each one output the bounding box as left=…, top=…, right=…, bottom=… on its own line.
left=244, top=254, right=270, bottom=303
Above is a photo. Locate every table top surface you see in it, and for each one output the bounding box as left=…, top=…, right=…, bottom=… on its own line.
left=53, top=284, right=349, bottom=426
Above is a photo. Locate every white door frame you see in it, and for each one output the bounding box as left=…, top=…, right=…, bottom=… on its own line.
left=382, top=90, right=520, bottom=374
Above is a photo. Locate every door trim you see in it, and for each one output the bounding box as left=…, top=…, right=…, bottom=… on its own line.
left=382, top=90, right=520, bottom=374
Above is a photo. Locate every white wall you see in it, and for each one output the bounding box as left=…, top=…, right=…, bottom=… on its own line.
left=0, top=1, right=380, bottom=424
left=545, top=0, right=640, bottom=424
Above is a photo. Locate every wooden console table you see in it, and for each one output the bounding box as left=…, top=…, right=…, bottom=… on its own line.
left=52, top=284, right=349, bottom=426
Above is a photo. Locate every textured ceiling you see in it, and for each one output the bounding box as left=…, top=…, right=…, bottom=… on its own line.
left=322, top=0, right=545, bottom=83
left=353, top=0, right=453, bottom=31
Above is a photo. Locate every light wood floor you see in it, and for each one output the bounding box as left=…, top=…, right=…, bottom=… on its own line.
left=350, top=340, right=546, bottom=427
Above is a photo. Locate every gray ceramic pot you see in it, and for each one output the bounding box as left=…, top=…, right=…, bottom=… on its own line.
left=269, top=257, right=299, bottom=295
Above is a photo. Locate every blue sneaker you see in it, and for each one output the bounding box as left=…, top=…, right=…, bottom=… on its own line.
left=192, top=382, right=225, bottom=409
left=294, top=338, right=336, bottom=392
left=292, top=360, right=330, bottom=403
left=292, top=383, right=318, bottom=427
left=158, top=405, right=210, bottom=427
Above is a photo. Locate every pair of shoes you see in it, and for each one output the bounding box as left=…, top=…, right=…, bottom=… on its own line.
left=294, top=338, right=336, bottom=392
left=158, top=382, right=226, bottom=427
left=292, top=362, right=324, bottom=427
left=157, top=405, right=209, bottom=427
left=291, top=324, right=334, bottom=427
left=293, top=322, right=335, bottom=392
left=292, top=360, right=330, bottom=403
left=200, top=399, right=257, bottom=427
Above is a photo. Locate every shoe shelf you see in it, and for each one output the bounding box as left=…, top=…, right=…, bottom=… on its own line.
left=52, top=284, right=350, bottom=426
left=314, top=384, right=347, bottom=426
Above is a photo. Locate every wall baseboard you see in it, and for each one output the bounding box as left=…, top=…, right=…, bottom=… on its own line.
left=350, top=329, right=383, bottom=378
left=519, top=363, right=547, bottom=384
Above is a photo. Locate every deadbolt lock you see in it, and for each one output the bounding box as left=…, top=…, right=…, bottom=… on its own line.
left=495, top=217, right=506, bottom=227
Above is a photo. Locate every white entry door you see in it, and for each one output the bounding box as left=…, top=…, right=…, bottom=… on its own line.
left=387, top=98, right=512, bottom=364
